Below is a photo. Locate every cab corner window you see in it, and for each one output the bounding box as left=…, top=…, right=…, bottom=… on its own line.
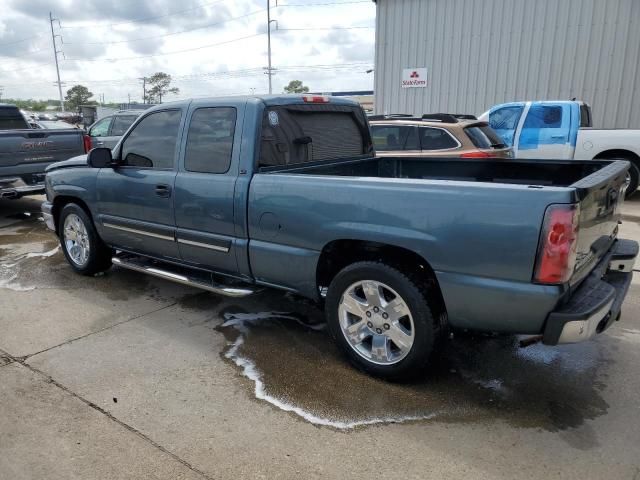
left=121, top=110, right=182, bottom=169
left=184, top=107, right=236, bottom=174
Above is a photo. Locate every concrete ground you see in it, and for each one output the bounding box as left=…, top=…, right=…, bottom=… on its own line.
left=1, top=194, right=640, bottom=479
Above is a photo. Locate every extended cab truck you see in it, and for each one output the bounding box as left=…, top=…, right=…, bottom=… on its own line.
left=0, top=104, right=87, bottom=199
left=42, top=95, right=637, bottom=379
left=479, top=101, right=640, bottom=196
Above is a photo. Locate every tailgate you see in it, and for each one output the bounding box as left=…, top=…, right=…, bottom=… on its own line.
left=570, top=160, right=629, bottom=286
left=0, top=129, right=84, bottom=167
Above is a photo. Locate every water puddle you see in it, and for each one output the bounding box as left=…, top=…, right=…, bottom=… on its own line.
left=218, top=298, right=610, bottom=432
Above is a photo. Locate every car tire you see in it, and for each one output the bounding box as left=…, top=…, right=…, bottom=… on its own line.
left=625, top=161, right=640, bottom=198
left=325, top=261, right=443, bottom=380
left=58, top=203, right=112, bottom=275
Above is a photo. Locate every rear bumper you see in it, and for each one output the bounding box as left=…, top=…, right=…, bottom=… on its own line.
left=41, top=201, right=55, bottom=232
left=0, top=173, right=46, bottom=199
left=543, top=239, right=638, bottom=345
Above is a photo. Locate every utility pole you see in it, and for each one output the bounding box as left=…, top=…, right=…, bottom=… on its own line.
left=138, top=77, right=147, bottom=103
left=265, top=0, right=278, bottom=94
left=0, top=86, right=3, bottom=101
left=128, top=93, right=131, bottom=106
left=49, top=12, right=65, bottom=112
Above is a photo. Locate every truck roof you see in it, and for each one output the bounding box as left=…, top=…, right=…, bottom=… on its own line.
left=143, top=94, right=360, bottom=111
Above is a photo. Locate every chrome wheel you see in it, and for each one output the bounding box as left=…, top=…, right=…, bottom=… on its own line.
left=338, top=280, right=415, bottom=365
left=624, top=171, right=632, bottom=193
left=63, top=213, right=90, bottom=266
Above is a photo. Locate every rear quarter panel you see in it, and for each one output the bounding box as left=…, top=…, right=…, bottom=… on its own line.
left=574, top=129, right=640, bottom=160
left=248, top=174, right=573, bottom=332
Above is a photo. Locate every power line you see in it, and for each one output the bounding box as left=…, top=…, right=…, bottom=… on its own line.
left=60, top=0, right=228, bottom=29
left=63, top=32, right=265, bottom=63
left=277, top=1, right=370, bottom=6
left=0, top=33, right=45, bottom=47
left=277, top=26, right=374, bottom=31
left=64, top=9, right=266, bottom=45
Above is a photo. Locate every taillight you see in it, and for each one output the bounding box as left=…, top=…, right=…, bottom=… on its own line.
left=302, top=95, right=329, bottom=103
left=83, top=134, right=92, bottom=153
left=460, top=151, right=492, bottom=158
left=534, top=204, right=580, bottom=284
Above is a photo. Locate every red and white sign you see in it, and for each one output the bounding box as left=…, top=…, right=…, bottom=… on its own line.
left=401, top=68, right=428, bottom=88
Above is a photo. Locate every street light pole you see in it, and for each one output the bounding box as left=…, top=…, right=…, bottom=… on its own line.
left=267, top=0, right=272, bottom=94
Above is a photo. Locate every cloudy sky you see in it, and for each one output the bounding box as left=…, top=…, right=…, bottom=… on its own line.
left=0, top=0, right=375, bottom=103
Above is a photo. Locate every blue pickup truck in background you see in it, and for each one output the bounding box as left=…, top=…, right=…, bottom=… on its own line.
left=41, top=95, right=637, bottom=379
left=480, top=100, right=640, bottom=196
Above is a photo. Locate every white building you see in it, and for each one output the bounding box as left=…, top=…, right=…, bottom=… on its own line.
left=373, top=0, right=640, bottom=128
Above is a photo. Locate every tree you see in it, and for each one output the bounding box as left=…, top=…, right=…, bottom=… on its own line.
left=65, top=85, right=94, bottom=111
left=283, top=80, right=309, bottom=94
left=145, top=72, right=179, bottom=104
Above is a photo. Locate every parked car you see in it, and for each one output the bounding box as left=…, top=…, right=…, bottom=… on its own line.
left=86, top=110, right=146, bottom=149
left=0, top=103, right=89, bottom=199
left=480, top=101, right=640, bottom=195
left=369, top=114, right=513, bottom=159
left=42, top=95, right=637, bottom=379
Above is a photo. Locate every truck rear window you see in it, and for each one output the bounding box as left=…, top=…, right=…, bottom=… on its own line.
left=259, top=104, right=372, bottom=167
left=465, top=125, right=506, bottom=149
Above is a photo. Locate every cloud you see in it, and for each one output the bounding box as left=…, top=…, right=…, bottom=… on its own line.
left=0, top=0, right=376, bottom=102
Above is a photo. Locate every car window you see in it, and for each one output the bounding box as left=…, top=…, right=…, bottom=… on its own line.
left=90, top=117, right=112, bottom=137
left=371, top=125, right=419, bottom=151
left=489, top=106, right=523, bottom=131
left=0, top=107, right=29, bottom=129
left=465, top=125, right=505, bottom=148
left=110, top=115, right=138, bottom=136
left=121, top=110, right=182, bottom=169
left=523, top=105, right=563, bottom=129
left=184, top=107, right=236, bottom=174
left=419, top=127, right=459, bottom=150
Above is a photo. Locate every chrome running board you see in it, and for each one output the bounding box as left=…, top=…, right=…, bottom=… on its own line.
left=112, top=253, right=255, bottom=298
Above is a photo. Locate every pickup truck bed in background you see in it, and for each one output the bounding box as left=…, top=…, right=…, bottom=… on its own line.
left=41, top=95, right=637, bottom=379
left=0, top=104, right=86, bottom=199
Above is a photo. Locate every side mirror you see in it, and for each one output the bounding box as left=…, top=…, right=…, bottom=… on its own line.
left=87, top=147, right=113, bottom=168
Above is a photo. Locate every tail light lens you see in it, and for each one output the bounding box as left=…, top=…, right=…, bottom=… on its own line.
left=83, top=134, right=92, bottom=153
left=534, top=204, right=580, bottom=284
left=460, top=151, right=492, bottom=158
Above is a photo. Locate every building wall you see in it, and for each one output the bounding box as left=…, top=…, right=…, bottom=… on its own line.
left=374, top=0, right=640, bottom=128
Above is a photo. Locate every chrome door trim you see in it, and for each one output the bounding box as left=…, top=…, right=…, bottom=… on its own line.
left=177, top=237, right=230, bottom=253
left=103, top=222, right=175, bottom=241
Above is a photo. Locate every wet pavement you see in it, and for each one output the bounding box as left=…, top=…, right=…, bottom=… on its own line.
left=2, top=195, right=640, bottom=479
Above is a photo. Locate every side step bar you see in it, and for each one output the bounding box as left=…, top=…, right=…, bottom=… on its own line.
left=112, top=253, right=255, bottom=298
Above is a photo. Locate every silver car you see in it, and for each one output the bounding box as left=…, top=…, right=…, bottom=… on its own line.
left=87, top=110, right=145, bottom=149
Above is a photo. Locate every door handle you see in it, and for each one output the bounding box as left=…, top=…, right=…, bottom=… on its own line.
left=550, top=134, right=565, bottom=139
left=95, top=141, right=104, bottom=146
left=155, top=184, right=171, bottom=197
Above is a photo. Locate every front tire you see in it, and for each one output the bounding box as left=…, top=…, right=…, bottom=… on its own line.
left=325, top=261, right=442, bottom=380
left=58, top=203, right=112, bottom=275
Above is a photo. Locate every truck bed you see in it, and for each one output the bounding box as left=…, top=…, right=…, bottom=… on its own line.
left=261, top=156, right=612, bottom=188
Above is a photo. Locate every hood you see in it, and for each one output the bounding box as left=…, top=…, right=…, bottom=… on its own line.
left=45, top=154, right=88, bottom=172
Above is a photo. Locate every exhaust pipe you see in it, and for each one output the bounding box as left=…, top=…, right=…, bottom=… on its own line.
left=0, top=191, right=19, bottom=199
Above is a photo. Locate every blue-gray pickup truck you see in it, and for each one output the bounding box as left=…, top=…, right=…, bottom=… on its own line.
left=41, top=95, right=638, bottom=379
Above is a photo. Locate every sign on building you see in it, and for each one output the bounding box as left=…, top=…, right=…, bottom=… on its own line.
left=401, top=68, right=428, bottom=88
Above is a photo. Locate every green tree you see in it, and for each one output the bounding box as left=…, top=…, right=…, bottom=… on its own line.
left=145, top=72, right=179, bottom=104
left=283, top=80, right=309, bottom=94
left=65, top=85, right=94, bottom=111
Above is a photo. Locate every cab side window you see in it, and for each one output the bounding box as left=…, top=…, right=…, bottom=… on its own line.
left=89, top=117, right=112, bottom=137
left=184, top=107, right=236, bottom=174
left=110, top=115, right=138, bottom=136
left=120, top=110, right=182, bottom=169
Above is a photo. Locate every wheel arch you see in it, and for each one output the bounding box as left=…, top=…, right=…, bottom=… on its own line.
left=593, top=148, right=640, bottom=164
left=51, top=195, right=93, bottom=234
left=316, top=239, right=447, bottom=318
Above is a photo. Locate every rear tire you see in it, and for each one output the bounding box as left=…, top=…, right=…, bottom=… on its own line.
left=625, top=161, right=639, bottom=198
left=325, top=261, right=443, bottom=380
left=58, top=203, right=112, bottom=275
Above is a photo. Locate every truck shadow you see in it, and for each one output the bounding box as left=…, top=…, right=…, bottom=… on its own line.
left=212, top=290, right=610, bottom=439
